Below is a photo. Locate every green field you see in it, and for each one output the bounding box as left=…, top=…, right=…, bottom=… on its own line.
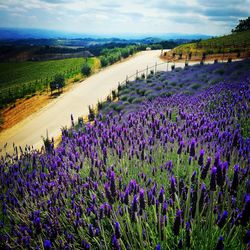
left=0, top=57, right=97, bottom=107
left=172, top=30, right=250, bottom=55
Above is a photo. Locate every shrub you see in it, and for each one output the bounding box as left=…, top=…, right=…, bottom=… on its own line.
left=97, top=101, right=103, bottom=110
left=78, top=117, right=84, bottom=126
left=137, top=88, right=146, bottom=96
left=166, top=91, right=173, bottom=97
left=73, top=76, right=81, bottom=82
left=132, top=97, right=145, bottom=104
left=215, top=69, right=225, bottom=75
left=155, top=85, right=163, bottom=91
left=182, top=90, right=191, bottom=95
left=120, top=95, right=128, bottom=101
left=106, top=95, right=112, bottom=102
left=112, top=90, right=117, bottom=100
left=191, top=83, right=201, bottom=90
left=145, top=90, right=153, bottom=96
left=110, top=103, right=124, bottom=112
left=88, top=105, right=95, bottom=121
left=81, top=63, right=91, bottom=76
left=210, top=78, right=221, bottom=85
left=148, top=93, right=158, bottom=101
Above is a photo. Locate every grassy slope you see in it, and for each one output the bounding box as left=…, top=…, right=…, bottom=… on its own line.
left=0, top=57, right=98, bottom=91
left=172, top=30, right=250, bottom=55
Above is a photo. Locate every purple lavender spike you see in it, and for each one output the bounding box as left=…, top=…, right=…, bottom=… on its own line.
left=139, top=188, right=146, bottom=210
left=210, top=167, right=217, bottom=191
left=173, top=210, right=182, bottom=236
left=112, top=234, right=121, bottom=250
left=201, top=157, right=211, bottom=180
left=231, top=165, right=239, bottom=192
left=190, top=139, right=196, bottom=157
left=215, top=236, right=224, bottom=250
left=110, top=171, right=116, bottom=197
left=158, top=187, right=165, bottom=203
left=217, top=211, right=228, bottom=228
left=241, top=195, right=250, bottom=226
left=43, top=240, right=52, bottom=250
left=155, top=243, right=161, bottom=250
left=198, top=149, right=205, bottom=166
left=131, top=194, right=138, bottom=212
left=115, top=222, right=121, bottom=239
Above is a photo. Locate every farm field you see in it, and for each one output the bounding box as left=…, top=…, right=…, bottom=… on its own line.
left=0, top=57, right=98, bottom=107
left=0, top=59, right=249, bottom=249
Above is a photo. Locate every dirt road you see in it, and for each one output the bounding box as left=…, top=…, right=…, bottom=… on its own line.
left=0, top=50, right=166, bottom=154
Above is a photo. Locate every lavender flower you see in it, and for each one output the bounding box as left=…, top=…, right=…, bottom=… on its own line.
left=185, top=222, right=191, bottom=248
left=131, top=195, right=138, bottom=212
left=139, top=188, right=146, bottom=210
left=217, top=211, right=228, bottom=228
left=155, top=243, right=161, bottom=250
left=190, top=139, right=196, bottom=157
left=170, top=176, right=176, bottom=194
left=115, top=222, right=121, bottom=239
left=43, top=240, right=52, bottom=250
left=173, top=210, right=182, bottom=236
left=162, top=200, right=168, bottom=216
left=158, top=187, right=165, bottom=203
left=198, top=149, right=205, bottom=166
left=210, top=167, right=217, bottom=191
left=110, top=171, right=116, bottom=197
left=201, top=157, right=211, bottom=180
left=89, top=224, right=95, bottom=237
left=215, top=236, right=224, bottom=250
left=112, top=234, right=120, bottom=250
left=177, top=141, right=184, bottom=155
left=241, top=195, right=250, bottom=226
left=231, top=165, right=239, bottom=192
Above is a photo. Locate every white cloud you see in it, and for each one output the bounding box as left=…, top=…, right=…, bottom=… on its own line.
left=0, top=0, right=249, bottom=35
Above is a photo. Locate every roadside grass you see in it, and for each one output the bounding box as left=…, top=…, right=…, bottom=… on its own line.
left=169, top=30, right=250, bottom=57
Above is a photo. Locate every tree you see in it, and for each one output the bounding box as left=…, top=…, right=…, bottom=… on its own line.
left=50, top=74, right=65, bottom=94
left=81, top=63, right=91, bottom=76
left=232, top=17, right=250, bottom=33
left=100, top=56, right=109, bottom=67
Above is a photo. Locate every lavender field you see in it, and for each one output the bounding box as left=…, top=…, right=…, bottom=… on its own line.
left=1, top=60, right=250, bottom=249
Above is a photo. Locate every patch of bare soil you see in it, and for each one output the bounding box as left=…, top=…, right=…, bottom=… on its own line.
left=0, top=93, right=51, bottom=131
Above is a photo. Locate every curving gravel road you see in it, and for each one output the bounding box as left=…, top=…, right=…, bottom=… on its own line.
left=1, top=50, right=166, bottom=154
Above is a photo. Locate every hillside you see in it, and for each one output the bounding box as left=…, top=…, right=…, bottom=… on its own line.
left=0, top=60, right=249, bottom=249
left=163, top=30, right=250, bottom=61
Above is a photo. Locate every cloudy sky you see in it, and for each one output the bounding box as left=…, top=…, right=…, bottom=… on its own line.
left=0, top=0, right=249, bottom=36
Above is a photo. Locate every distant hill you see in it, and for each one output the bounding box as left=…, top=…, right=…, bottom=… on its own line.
left=0, top=27, right=211, bottom=41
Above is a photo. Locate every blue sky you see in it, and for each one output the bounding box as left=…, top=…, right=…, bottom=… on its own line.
left=0, top=0, right=249, bottom=36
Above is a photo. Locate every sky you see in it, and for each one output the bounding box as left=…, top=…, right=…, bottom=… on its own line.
left=0, top=0, right=249, bottom=36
